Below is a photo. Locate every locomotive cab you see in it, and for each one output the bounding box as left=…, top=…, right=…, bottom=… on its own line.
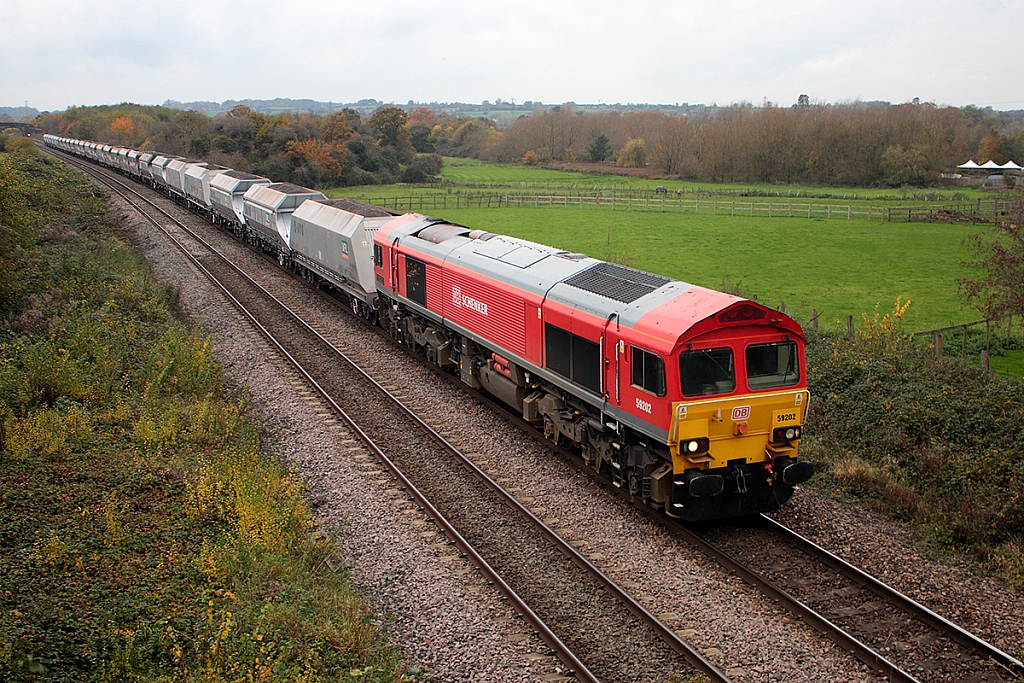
left=664, top=318, right=813, bottom=521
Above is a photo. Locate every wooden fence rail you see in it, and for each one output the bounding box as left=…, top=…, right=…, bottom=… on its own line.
left=366, top=193, right=1003, bottom=223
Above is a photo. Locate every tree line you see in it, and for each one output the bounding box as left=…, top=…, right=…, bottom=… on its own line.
left=36, top=103, right=456, bottom=188
left=35, top=100, right=1024, bottom=188
left=486, top=101, right=1024, bottom=187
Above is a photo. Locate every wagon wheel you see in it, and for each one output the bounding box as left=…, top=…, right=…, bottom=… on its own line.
left=628, top=469, right=642, bottom=497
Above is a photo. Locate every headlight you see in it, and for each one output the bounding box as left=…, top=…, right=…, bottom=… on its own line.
left=772, top=426, right=802, bottom=442
left=681, top=437, right=710, bottom=454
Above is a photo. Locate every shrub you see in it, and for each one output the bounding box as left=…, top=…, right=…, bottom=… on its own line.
left=806, top=299, right=1024, bottom=584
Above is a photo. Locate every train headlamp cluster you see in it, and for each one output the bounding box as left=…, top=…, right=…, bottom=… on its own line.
left=772, top=426, right=802, bottom=442
left=681, top=437, right=710, bottom=454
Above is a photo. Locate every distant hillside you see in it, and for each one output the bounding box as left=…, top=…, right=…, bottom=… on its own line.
left=160, top=98, right=720, bottom=129
left=0, top=106, right=40, bottom=122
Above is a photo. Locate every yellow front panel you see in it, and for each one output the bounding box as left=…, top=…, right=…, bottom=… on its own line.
left=669, top=390, right=808, bottom=473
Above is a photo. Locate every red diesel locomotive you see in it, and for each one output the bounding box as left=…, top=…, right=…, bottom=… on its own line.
left=373, top=214, right=814, bottom=521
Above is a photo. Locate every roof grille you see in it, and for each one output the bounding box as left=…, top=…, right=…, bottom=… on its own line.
left=563, top=262, right=671, bottom=304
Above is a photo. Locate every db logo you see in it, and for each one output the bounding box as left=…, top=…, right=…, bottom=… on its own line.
left=452, top=285, right=462, bottom=307
left=731, top=406, right=751, bottom=421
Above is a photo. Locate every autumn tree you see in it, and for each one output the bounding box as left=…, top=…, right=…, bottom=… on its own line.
left=960, top=202, right=1024, bottom=318
left=285, top=138, right=347, bottom=187
left=617, top=138, right=646, bottom=168
left=320, top=112, right=353, bottom=143
left=110, top=116, right=135, bottom=143
left=407, top=107, right=437, bottom=126
left=976, top=130, right=1003, bottom=164
left=368, top=105, right=408, bottom=147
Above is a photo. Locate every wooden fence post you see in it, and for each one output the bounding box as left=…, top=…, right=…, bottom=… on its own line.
left=981, top=350, right=989, bottom=372
left=934, top=333, right=943, bottom=357
left=811, top=308, right=818, bottom=330
left=779, top=301, right=786, bottom=313
left=847, top=315, right=855, bottom=338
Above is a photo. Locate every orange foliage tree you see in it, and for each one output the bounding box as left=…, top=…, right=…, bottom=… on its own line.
left=285, top=139, right=347, bottom=183
left=110, top=116, right=136, bottom=142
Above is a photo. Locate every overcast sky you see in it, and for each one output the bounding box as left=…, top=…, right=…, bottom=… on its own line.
left=3, top=0, right=1022, bottom=112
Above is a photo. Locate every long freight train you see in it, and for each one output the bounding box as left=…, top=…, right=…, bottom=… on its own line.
left=44, top=134, right=814, bottom=522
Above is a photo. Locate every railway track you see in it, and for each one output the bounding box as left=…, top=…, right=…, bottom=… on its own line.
left=691, top=516, right=1024, bottom=683
left=471, top=385, right=1024, bottom=683
left=51, top=149, right=732, bottom=683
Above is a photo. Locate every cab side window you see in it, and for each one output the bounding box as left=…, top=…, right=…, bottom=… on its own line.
left=631, top=347, right=666, bottom=396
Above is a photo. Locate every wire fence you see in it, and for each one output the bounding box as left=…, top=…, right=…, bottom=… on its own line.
left=364, top=192, right=1005, bottom=223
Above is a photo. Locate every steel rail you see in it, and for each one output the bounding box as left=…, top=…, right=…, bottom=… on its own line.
left=759, top=514, right=1024, bottom=680
left=52, top=148, right=732, bottom=683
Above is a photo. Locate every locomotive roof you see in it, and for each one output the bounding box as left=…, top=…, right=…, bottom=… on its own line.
left=379, top=213, right=803, bottom=353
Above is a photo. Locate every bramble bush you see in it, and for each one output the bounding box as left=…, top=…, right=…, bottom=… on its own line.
left=805, top=299, right=1024, bottom=587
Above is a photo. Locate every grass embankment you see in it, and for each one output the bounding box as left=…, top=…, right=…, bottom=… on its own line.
left=805, top=302, right=1024, bottom=590
left=0, top=142, right=404, bottom=681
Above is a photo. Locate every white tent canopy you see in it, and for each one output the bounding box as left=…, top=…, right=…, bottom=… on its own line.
left=980, top=160, right=1003, bottom=169
left=1001, top=160, right=1023, bottom=170
left=958, top=160, right=982, bottom=168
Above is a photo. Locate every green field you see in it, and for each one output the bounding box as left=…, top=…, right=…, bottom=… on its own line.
left=433, top=158, right=994, bottom=202
left=418, top=208, right=976, bottom=333
left=334, top=158, right=996, bottom=203
left=327, top=159, right=1021, bottom=369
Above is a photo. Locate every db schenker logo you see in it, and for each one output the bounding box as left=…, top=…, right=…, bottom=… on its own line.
left=451, top=285, right=489, bottom=316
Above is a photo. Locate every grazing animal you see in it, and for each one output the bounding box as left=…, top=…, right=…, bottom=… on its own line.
left=655, top=185, right=668, bottom=194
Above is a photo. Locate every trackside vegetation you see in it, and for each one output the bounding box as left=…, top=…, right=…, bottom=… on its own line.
left=0, top=143, right=405, bottom=681
left=805, top=301, right=1024, bottom=589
